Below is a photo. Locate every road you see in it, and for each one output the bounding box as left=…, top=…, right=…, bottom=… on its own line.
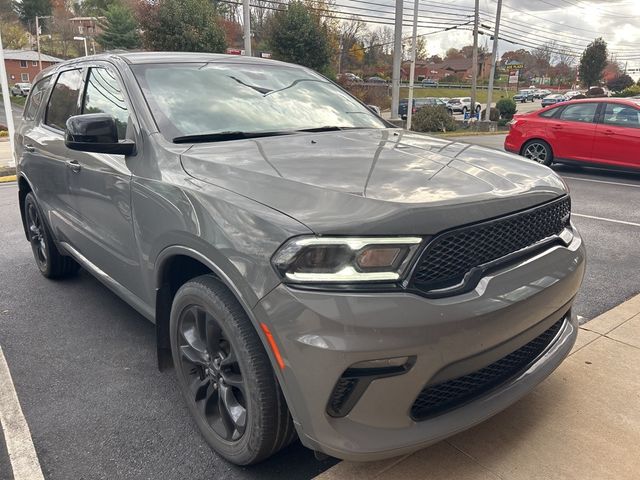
left=0, top=102, right=23, bottom=128
left=1, top=138, right=639, bottom=478
left=0, top=184, right=337, bottom=480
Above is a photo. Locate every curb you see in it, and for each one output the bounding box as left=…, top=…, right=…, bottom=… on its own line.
left=0, top=175, right=16, bottom=183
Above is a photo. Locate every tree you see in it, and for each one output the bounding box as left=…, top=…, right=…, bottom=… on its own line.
left=579, top=37, right=607, bottom=87
left=138, top=0, right=226, bottom=53
left=607, top=74, right=635, bottom=92
left=266, top=1, right=331, bottom=73
left=98, top=2, right=140, bottom=50
left=77, top=0, right=116, bottom=15
left=0, top=22, right=29, bottom=49
left=445, top=47, right=463, bottom=59
left=415, top=36, right=427, bottom=61
left=13, top=0, right=51, bottom=25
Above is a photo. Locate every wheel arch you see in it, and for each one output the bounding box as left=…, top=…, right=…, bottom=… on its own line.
left=520, top=137, right=554, bottom=158
left=153, top=246, right=277, bottom=374
left=17, top=174, right=34, bottom=240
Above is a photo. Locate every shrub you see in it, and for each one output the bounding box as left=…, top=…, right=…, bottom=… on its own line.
left=612, top=84, right=640, bottom=98
left=0, top=130, right=8, bottom=137
left=347, top=84, right=391, bottom=110
left=496, top=98, right=517, bottom=120
left=497, top=118, right=509, bottom=127
left=411, top=105, right=457, bottom=133
left=481, top=107, right=499, bottom=121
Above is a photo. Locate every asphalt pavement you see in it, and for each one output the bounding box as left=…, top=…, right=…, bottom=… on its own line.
left=0, top=102, right=22, bottom=128
left=1, top=136, right=639, bottom=478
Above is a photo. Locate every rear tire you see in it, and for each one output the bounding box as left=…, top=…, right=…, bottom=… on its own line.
left=521, top=139, right=553, bottom=166
left=170, top=275, right=296, bottom=465
left=24, top=192, right=79, bottom=279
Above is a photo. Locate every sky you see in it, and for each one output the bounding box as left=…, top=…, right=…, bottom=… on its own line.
left=337, top=0, right=640, bottom=70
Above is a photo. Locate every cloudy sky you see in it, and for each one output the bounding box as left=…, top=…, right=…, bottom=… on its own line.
left=338, top=0, right=640, bottom=70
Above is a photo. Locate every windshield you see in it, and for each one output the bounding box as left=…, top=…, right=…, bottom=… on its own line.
left=132, top=62, right=387, bottom=141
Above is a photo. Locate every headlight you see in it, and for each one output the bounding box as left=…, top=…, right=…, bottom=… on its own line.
left=272, top=236, right=423, bottom=283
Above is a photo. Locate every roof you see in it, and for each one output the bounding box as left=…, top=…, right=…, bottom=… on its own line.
left=3, top=49, right=63, bottom=63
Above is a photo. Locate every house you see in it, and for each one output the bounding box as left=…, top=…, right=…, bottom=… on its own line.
left=69, top=17, right=106, bottom=37
left=3, top=50, right=63, bottom=85
left=404, top=55, right=492, bottom=82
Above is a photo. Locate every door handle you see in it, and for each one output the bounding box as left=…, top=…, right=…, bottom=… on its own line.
left=23, top=144, right=35, bottom=153
left=551, top=124, right=563, bottom=130
left=66, top=160, right=81, bottom=173
left=603, top=130, right=615, bottom=135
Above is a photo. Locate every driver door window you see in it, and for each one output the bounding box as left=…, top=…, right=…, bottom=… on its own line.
left=82, top=67, right=129, bottom=139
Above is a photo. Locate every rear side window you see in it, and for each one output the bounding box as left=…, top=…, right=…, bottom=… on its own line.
left=539, top=107, right=560, bottom=119
left=45, top=69, right=83, bottom=130
left=23, top=76, right=51, bottom=121
left=603, top=103, right=640, bottom=129
left=558, top=103, right=598, bottom=123
left=82, top=67, right=129, bottom=140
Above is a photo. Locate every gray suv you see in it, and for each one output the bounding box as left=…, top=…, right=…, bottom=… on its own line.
left=15, top=53, right=585, bottom=466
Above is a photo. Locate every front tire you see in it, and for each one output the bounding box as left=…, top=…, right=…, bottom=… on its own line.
left=24, top=192, right=79, bottom=278
left=170, top=275, right=295, bottom=465
left=522, top=139, right=553, bottom=166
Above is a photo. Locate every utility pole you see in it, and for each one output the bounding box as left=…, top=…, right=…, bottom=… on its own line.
left=484, top=0, right=502, bottom=121
left=36, top=15, right=42, bottom=71
left=406, top=0, right=419, bottom=130
left=243, top=0, right=252, bottom=56
left=470, top=0, right=479, bottom=116
left=0, top=28, right=16, bottom=168
left=391, top=0, right=403, bottom=120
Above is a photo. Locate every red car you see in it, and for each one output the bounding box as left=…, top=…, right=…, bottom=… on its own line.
left=505, top=98, right=640, bottom=170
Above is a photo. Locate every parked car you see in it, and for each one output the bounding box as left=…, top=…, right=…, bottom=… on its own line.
left=366, top=76, right=387, bottom=84
left=11, top=82, right=31, bottom=96
left=421, top=78, right=438, bottom=87
left=338, top=72, right=363, bottom=84
left=535, top=89, right=552, bottom=98
left=513, top=89, right=535, bottom=103
left=446, top=97, right=481, bottom=114
left=505, top=98, right=640, bottom=169
left=541, top=94, right=567, bottom=107
left=17, top=52, right=585, bottom=466
left=564, top=90, right=583, bottom=99
left=399, top=97, right=447, bottom=119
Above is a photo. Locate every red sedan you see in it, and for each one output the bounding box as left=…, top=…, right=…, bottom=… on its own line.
left=505, top=98, right=640, bottom=170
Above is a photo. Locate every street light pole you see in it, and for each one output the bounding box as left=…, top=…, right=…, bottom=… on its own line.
left=406, top=0, right=419, bottom=131
left=74, top=36, right=88, bottom=56
left=0, top=28, right=16, bottom=168
left=391, top=0, right=403, bottom=120
left=484, top=0, right=502, bottom=121
left=470, top=0, right=479, bottom=115
left=243, top=0, right=252, bottom=56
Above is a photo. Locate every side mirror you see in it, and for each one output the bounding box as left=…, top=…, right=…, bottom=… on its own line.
left=65, top=113, right=135, bottom=155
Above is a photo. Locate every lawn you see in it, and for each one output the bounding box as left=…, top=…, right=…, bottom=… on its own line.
left=0, top=93, right=26, bottom=108
left=400, top=87, right=515, bottom=103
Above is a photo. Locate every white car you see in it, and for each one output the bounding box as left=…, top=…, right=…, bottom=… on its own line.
left=11, top=83, right=31, bottom=97
left=446, top=97, right=481, bottom=114
left=564, top=90, right=583, bottom=99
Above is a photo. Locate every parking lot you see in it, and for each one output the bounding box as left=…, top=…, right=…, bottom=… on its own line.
left=1, top=134, right=639, bottom=479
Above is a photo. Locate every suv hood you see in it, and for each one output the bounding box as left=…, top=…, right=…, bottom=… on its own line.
left=181, top=129, right=566, bottom=235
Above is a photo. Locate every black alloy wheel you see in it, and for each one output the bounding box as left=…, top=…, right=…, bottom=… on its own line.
left=176, top=304, right=247, bottom=442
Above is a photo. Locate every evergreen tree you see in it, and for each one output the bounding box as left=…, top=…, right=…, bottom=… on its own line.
left=98, top=3, right=140, bottom=50
left=13, top=0, right=51, bottom=26
left=139, top=0, right=226, bottom=53
left=579, top=38, right=608, bottom=88
left=265, top=1, right=332, bottom=73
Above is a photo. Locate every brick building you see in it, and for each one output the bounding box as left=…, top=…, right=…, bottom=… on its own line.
left=403, top=56, right=493, bottom=83
left=3, top=50, right=63, bottom=86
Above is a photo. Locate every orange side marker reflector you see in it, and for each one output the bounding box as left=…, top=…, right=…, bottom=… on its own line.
left=260, top=323, right=286, bottom=370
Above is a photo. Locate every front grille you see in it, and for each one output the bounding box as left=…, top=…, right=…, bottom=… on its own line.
left=412, top=197, right=571, bottom=293
left=410, top=317, right=565, bottom=421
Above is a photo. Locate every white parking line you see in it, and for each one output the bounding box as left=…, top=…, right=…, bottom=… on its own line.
left=573, top=213, right=640, bottom=228
left=563, top=176, right=640, bottom=189
left=0, top=346, right=45, bottom=480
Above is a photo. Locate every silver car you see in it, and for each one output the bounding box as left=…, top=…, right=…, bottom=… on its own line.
left=16, top=53, right=585, bottom=465
left=11, top=82, right=31, bottom=96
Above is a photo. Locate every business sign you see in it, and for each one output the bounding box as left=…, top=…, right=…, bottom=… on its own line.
left=506, top=62, right=524, bottom=71
left=226, top=48, right=244, bottom=55
left=508, top=70, right=519, bottom=84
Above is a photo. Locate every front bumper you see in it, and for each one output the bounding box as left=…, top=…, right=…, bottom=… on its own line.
left=253, top=229, right=585, bottom=461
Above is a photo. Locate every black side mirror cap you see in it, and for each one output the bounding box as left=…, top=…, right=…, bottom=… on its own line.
left=65, top=113, right=136, bottom=156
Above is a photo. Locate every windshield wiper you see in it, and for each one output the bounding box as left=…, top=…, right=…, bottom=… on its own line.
left=173, top=130, right=296, bottom=144
left=297, top=126, right=344, bottom=132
